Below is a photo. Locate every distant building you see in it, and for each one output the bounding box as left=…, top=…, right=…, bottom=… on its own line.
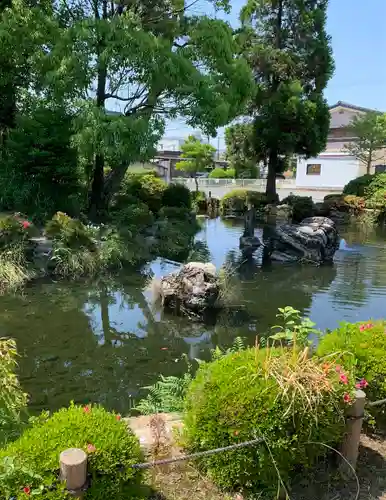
left=296, top=101, right=386, bottom=189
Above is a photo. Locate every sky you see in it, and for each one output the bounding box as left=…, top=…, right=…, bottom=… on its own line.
left=164, top=0, right=386, bottom=149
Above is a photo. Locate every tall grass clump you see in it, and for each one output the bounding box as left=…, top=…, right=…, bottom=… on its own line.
left=0, top=338, right=28, bottom=445
left=183, top=344, right=354, bottom=494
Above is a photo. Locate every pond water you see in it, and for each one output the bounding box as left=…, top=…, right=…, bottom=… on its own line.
left=2, top=217, right=386, bottom=415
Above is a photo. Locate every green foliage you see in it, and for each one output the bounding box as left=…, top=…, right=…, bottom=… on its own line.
left=0, top=404, right=144, bottom=499
left=158, top=206, right=192, bottom=221
left=344, top=113, right=386, bottom=174
left=364, top=173, right=386, bottom=199
left=135, top=356, right=194, bottom=415
left=220, top=189, right=269, bottom=213
left=183, top=346, right=351, bottom=493
left=120, top=173, right=166, bottom=214
left=224, top=123, right=258, bottom=178
left=269, top=306, right=320, bottom=347
left=365, top=190, right=386, bottom=210
left=316, top=320, right=386, bottom=426
left=0, top=106, right=82, bottom=221
left=343, top=174, right=375, bottom=196
left=45, top=212, right=96, bottom=250
left=176, top=136, right=216, bottom=188
left=239, top=0, right=333, bottom=197
left=111, top=203, right=155, bottom=230
left=208, top=167, right=235, bottom=179
left=0, top=245, right=32, bottom=292
left=343, top=195, right=366, bottom=212
left=0, top=215, right=30, bottom=250
left=0, top=0, right=253, bottom=213
left=161, top=183, right=192, bottom=210
left=281, top=195, right=314, bottom=222
left=0, top=338, right=28, bottom=446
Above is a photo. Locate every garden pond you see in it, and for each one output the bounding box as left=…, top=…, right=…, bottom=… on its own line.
left=2, top=217, right=386, bottom=415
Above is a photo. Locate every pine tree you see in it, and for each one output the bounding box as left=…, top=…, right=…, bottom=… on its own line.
left=240, top=0, right=334, bottom=199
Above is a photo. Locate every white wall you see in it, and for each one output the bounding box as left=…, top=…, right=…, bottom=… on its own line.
left=329, top=107, right=364, bottom=128
left=296, top=155, right=362, bottom=189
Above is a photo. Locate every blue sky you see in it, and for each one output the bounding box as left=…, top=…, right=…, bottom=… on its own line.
left=164, top=0, right=386, bottom=147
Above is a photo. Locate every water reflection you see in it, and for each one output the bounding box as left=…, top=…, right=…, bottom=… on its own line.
left=0, top=218, right=385, bottom=414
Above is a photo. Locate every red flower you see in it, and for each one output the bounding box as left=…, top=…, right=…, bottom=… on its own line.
left=339, top=373, right=349, bottom=385
left=359, top=323, right=374, bottom=332
left=22, top=221, right=30, bottom=229
left=359, top=325, right=365, bottom=332
left=87, top=443, right=96, bottom=453
left=116, top=414, right=121, bottom=421
left=343, top=393, right=351, bottom=404
left=83, top=405, right=91, bottom=414
left=23, top=486, right=31, bottom=495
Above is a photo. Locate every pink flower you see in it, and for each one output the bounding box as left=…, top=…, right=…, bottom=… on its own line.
left=87, top=443, right=96, bottom=453
left=366, top=323, right=374, bottom=329
left=22, top=221, right=30, bottom=229
left=335, top=365, right=342, bottom=373
left=83, top=405, right=91, bottom=414
left=359, top=325, right=366, bottom=332
left=116, top=414, right=121, bottom=421
left=161, top=347, right=168, bottom=351
left=359, top=323, right=374, bottom=332
left=23, top=486, right=31, bottom=495
left=343, top=393, right=351, bottom=404
left=339, top=373, right=349, bottom=385
left=356, top=378, right=368, bottom=389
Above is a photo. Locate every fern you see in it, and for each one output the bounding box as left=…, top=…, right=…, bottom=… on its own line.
left=210, top=336, right=246, bottom=360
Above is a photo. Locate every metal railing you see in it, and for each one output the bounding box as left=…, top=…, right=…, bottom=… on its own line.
left=173, top=178, right=296, bottom=189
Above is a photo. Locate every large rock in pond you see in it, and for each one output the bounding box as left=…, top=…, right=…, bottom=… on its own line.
left=159, top=262, right=220, bottom=317
left=266, top=217, right=339, bottom=264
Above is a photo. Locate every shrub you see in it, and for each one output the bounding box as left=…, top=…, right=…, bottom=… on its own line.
left=111, top=203, right=154, bottom=229
left=365, top=190, right=386, bottom=210
left=316, top=320, right=386, bottom=427
left=343, top=174, right=375, bottom=196
left=220, top=189, right=269, bottom=213
left=161, top=183, right=192, bottom=209
left=45, top=212, right=96, bottom=250
left=343, top=195, right=366, bottom=212
left=158, top=206, right=192, bottom=221
left=208, top=167, right=235, bottom=179
left=121, top=173, right=166, bottom=214
left=0, top=404, right=144, bottom=499
left=281, top=195, right=314, bottom=222
left=192, top=191, right=207, bottom=212
left=0, top=338, right=28, bottom=446
left=0, top=215, right=30, bottom=250
left=364, top=173, right=386, bottom=199
left=183, top=347, right=352, bottom=493
left=0, top=246, right=32, bottom=292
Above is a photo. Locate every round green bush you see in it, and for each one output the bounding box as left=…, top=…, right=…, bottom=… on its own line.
left=183, top=348, right=350, bottom=493
left=220, top=189, right=269, bottom=213
left=0, top=404, right=144, bottom=499
left=0, top=215, right=30, bottom=250
left=317, top=320, right=386, bottom=427
left=343, top=174, right=375, bottom=196
left=208, top=167, right=235, bottom=179
left=281, top=195, right=314, bottom=222
left=161, top=183, right=192, bottom=209
left=159, top=206, right=191, bottom=221
left=122, top=173, right=166, bottom=214
left=45, top=212, right=96, bottom=250
left=111, top=203, right=154, bottom=229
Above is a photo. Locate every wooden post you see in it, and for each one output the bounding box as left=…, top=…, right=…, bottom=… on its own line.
left=340, top=389, right=366, bottom=474
left=60, top=448, right=87, bottom=496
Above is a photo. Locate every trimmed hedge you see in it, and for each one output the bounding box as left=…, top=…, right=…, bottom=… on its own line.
left=220, top=189, right=269, bottom=213
left=161, top=183, right=192, bottom=209
left=183, top=347, right=351, bottom=493
left=343, top=174, right=375, bottom=197
left=208, top=167, right=235, bottom=179
left=0, top=404, right=144, bottom=499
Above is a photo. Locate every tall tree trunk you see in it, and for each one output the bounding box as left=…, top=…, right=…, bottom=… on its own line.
left=194, top=175, right=198, bottom=192
left=266, top=149, right=278, bottom=201
left=89, top=0, right=108, bottom=220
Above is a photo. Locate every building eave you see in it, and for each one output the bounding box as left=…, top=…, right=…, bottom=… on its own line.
left=329, top=101, right=381, bottom=114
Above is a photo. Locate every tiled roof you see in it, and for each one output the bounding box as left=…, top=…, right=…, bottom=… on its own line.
left=329, top=101, right=380, bottom=113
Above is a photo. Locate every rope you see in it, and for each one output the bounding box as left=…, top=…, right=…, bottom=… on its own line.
left=367, top=398, right=386, bottom=408
left=130, top=437, right=264, bottom=469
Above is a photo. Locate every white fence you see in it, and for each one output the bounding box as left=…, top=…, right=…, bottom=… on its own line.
left=174, top=178, right=297, bottom=189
